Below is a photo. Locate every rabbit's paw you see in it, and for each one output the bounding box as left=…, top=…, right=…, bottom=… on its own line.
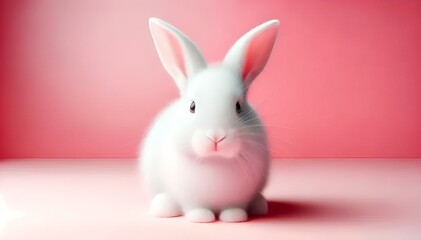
left=219, top=208, right=248, bottom=222
left=248, top=193, right=268, bottom=215
left=148, top=193, right=181, bottom=218
left=186, top=208, right=216, bottom=223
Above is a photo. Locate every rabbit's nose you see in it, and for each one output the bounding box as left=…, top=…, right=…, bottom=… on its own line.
left=206, top=129, right=227, bottom=143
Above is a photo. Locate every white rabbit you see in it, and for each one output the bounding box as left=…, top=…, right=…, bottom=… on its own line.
left=140, top=18, right=279, bottom=223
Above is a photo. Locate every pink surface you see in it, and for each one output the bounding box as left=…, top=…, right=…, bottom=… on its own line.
left=0, top=158, right=420, bottom=239
left=1, top=0, right=421, bottom=158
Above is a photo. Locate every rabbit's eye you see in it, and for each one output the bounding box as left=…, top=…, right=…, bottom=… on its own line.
left=236, top=101, right=242, bottom=114
left=190, top=101, right=196, bottom=113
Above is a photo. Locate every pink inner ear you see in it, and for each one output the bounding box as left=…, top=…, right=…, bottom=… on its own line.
left=152, top=23, right=187, bottom=78
left=242, top=26, right=278, bottom=83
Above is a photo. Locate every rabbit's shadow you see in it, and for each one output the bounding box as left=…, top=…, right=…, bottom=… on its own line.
left=253, top=200, right=396, bottom=222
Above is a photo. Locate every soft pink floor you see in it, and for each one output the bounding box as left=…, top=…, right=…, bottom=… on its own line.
left=0, top=158, right=420, bottom=240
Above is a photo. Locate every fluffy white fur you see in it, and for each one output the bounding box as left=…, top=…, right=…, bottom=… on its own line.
left=140, top=18, right=279, bottom=222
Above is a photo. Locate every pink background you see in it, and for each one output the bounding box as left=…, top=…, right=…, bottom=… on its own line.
left=0, top=0, right=420, bottom=158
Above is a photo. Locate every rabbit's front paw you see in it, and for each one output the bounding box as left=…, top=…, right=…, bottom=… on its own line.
left=219, top=208, right=248, bottom=222
left=148, top=193, right=181, bottom=218
left=186, top=208, right=216, bottom=223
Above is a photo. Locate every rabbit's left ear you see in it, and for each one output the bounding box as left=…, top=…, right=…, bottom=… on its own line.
left=149, top=18, right=207, bottom=92
left=223, top=20, right=279, bottom=87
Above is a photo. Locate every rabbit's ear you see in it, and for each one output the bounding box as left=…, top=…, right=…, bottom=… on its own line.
left=149, top=18, right=207, bottom=92
left=223, top=20, right=279, bottom=87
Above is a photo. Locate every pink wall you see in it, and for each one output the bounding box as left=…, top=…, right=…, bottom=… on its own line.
left=1, top=0, right=420, bottom=158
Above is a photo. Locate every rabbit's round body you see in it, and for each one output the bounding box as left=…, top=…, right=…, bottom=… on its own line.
left=141, top=67, right=269, bottom=214
left=140, top=18, right=279, bottom=222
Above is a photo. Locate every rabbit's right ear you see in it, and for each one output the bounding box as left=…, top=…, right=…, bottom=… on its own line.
left=149, top=18, right=207, bottom=93
left=223, top=20, right=279, bottom=88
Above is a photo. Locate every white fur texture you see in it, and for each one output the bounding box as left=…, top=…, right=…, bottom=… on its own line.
left=140, top=18, right=279, bottom=222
